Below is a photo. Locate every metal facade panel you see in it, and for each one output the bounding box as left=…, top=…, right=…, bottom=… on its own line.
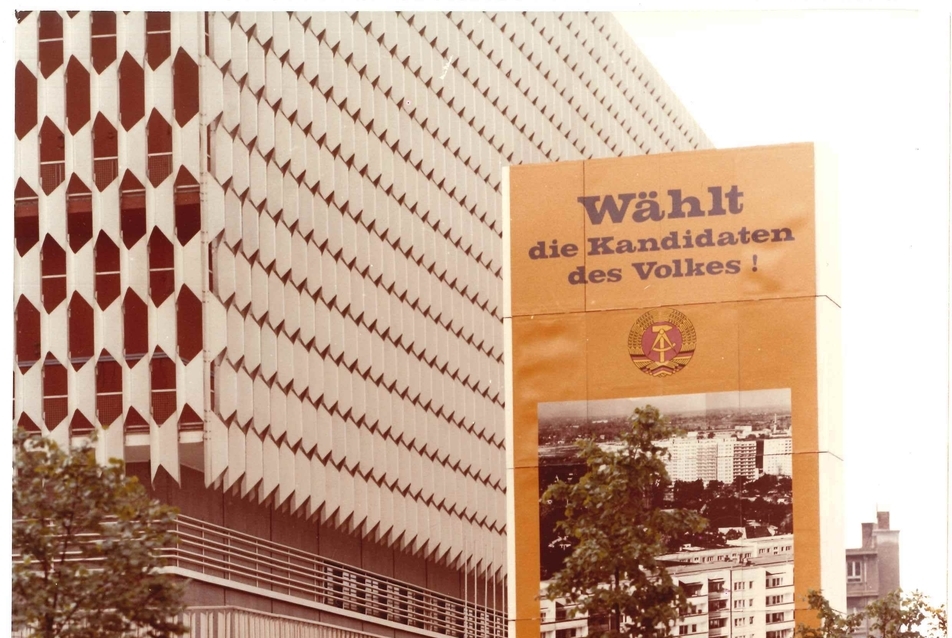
left=15, top=10, right=710, bottom=583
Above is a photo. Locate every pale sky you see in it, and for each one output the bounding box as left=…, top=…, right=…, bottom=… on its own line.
left=540, top=388, right=792, bottom=420
left=615, top=6, right=950, bottom=608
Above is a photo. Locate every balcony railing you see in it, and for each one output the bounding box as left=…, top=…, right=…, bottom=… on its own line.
left=767, top=616, right=792, bottom=625
left=40, top=160, right=65, bottom=194
left=94, top=157, right=119, bottom=190
left=148, top=152, right=173, bottom=184
left=151, top=389, right=177, bottom=424
left=13, top=515, right=506, bottom=638
left=164, top=515, right=506, bottom=638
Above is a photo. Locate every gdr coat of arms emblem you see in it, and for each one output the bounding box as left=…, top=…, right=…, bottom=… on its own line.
left=627, top=308, right=697, bottom=377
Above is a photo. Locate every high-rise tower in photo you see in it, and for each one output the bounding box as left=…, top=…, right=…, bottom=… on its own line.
left=13, top=11, right=711, bottom=636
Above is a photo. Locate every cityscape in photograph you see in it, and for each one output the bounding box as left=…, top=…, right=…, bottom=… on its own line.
left=538, top=394, right=795, bottom=638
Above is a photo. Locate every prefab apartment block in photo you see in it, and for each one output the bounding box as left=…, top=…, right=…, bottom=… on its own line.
left=13, top=11, right=711, bottom=637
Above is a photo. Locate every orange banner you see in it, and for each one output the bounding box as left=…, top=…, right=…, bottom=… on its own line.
left=504, top=144, right=843, bottom=638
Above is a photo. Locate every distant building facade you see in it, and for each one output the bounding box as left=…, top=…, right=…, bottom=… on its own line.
left=846, top=512, right=900, bottom=638
left=540, top=535, right=796, bottom=638
left=660, top=434, right=793, bottom=484
left=13, top=9, right=711, bottom=636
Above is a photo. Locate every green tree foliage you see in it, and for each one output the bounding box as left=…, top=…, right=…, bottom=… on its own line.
left=796, top=589, right=947, bottom=638
left=797, top=591, right=866, bottom=638
left=13, top=431, right=187, bottom=638
left=542, top=406, right=707, bottom=638
left=865, top=590, right=947, bottom=638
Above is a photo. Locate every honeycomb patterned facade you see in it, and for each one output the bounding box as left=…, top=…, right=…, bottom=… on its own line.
left=13, top=10, right=711, bottom=591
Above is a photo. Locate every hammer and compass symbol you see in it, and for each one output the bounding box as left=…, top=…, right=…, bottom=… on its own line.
left=628, top=309, right=697, bottom=378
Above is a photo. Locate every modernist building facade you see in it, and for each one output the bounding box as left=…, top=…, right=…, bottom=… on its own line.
left=13, top=10, right=711, bottom=636
left=846, top=512, right=900, bottom=638
left=540, top=537, right=796, bottom=638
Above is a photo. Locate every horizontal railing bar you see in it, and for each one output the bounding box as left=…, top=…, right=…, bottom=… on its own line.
left=14, top=513, right=507, bottom=637
left=172, top=516, right=502, bottom=607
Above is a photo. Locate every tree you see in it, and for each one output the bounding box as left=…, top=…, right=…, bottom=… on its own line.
left=542, top=406, right=707, bottom=638
left=865, top=590, right=947, bottom=638
left=796, top=589, right=947, bottom=638
left=796, top=590, right=866, bottom=638
left=13, top=430, right=187, bottom=638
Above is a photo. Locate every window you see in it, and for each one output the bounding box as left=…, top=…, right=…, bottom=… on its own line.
left=96, top=356, right=122, bottom=425
left=14, top=179, right=39, bottom=256
left=708, top=580, right=724, bottom=593
left=733, top=600, right=746, bottom=609
left=150, top=349, right=176, bottom=424
left=148, top=230, right=174, bottom=305
left=179, top=404, right=203, bottom=431
left=67, top=294, right=94, bottom=369
left=432, top=594, right=447, bottom=631
left=734, top=618, right=746, bottom=627
left=709, top=618, right=726, bottom=629
left=767, top=595, right=786, bottom=606
left=145, top=12, right=171, bottom=69
left=172, top=47, right=199, bottom=126
left=38, top=11, right=64, bottom=79
left=43, top=355, right=68, bottom=428
left=39, top=117, right=65, bottom=194
left=69, top=410, right=94, bottom=438
left=681, top=582, right=703, bottom=598
left=92, top=114, right=119, bottom=190
left=125, top=407, right=149, bottom=435
left=146, top=110, right=172, bottom=186
left=209, top=359, right=219, bottom=416
left=767, top=630, right=792, bottom=638
left=66, top=175, right=93, bottom=252
left=94, top=233, right=121, bottom=310
left=118, top=53, right=145, bottom=130
left=16, top=297, right=41, bottom=370
left=208, top=242, right=216, bottom=294
left=120, top=171, right=146, bottom=248
left=174, top=168, right=201, bottom=244
left=90, top=11, right=117, bottom=73
left=847, top=559, right=863, bottom=582
left=734, top=581, right=747, bottom=591
left=15, top=62, right=38, bottom=140
left=123, top=292, right=148, bottom=365
left=710, top=600, right=726, bottom=612
left=41, top=237, right=67, bottom=312
left=176, top=287, right=203, bottom=363
left=65, top=57, right=91, bottom=136
left=768, top=612, right=787, bottom=624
